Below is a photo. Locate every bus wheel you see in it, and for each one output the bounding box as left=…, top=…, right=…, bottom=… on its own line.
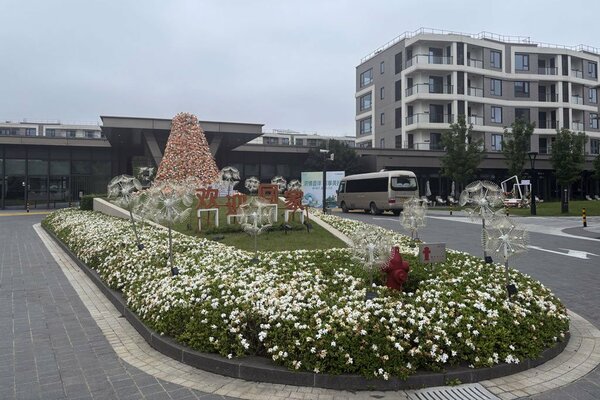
left=341, top=202, right=349, bottom=213
left=392, top=209, right=401, bottom=216
left=369, top=202, right=381, bottom=215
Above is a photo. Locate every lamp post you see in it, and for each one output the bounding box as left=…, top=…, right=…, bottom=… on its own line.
left=320, top=149, right=334, bottom=214
left=527, top=151, right=538, bottom=216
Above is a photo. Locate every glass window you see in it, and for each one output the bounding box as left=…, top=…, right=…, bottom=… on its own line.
left=380, top=61, right=385, bottom=74
left=391, top=176, right=417, bottom=190
left=359, top=117, right=372, bottom=135
left=589, top=88, right=597, bottom=104
left=394, top=52, right=403, bottom=74
left=380, top=112, right=385, bottom=125
left=28, top=159, right=48, bottom=175
left=72, top=160, right=91, bottom=175
left=515, top=108, right=531, bottom=122
left=50, top=160, right=70, bottom=175
left=245, top=163, right=259, bottom=176
left=25, top=128, right=36, bottom=136
left=46, top=129, right=56, bottom=137
left=67, top=130, right=76, bottom=138
left=359, top=93, right=372, bottom=111
left=491, top=106, right=503, bottom=124
left=395, top=80, right=402, bottom=101
left=490, top=50, right=502, bottom=68
left=360, top=68, right=373, bottom=87
left=591, top=113, right=599, bottom=129
left=5, top=159, right=26, bottom=175
left=515, top=54, right=529, bottom=71
left=379, top=138, right=385, bottom=148
left=491, top=134, right=503, bottom=151
left=490, top=79, right=502, bottom=96
left=92, top=161, right=111, bottom=176
left=514, top=81, right=530, bottom=97
left=395, top=108, right=402, bottom=129
left=260, top=163, right=275, bottom=179
left=589, top=62, right=598, bottom=78
left=380, top=86, right=385, bottom=100
left=591, top=139, right=600, bottom=154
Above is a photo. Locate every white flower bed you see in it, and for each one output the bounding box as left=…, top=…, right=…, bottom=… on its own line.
left=43, top=209, right=568, bottom=380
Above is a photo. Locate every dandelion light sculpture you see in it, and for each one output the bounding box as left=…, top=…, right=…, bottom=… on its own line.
left=147, top=181, right=195, bottom=275
left=107, top=175, right=145, bottom=251
left=459, top=180, right=505, bottom=262
left=271, top=176, right=287, bottom=193
left=400, top=197, right=427, bottom=240
left=239, top=197, right=274, bottom=262
left=349, top=230, right=394, bottom=299
left=244, top=176, right=260, bottom=194
left=287, top=179, right=302, bottom=191
left=219, top=166, right=240, bottom=195
left=485, top=216, right=529, bottom=299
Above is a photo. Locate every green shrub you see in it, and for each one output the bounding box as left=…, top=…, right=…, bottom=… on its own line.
left=80, top=194, right=105, bottom=210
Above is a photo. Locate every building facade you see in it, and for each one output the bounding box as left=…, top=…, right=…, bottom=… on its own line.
left=355, top=28, right=600, bottom=156
left=249, top=129, right=355, bottom=148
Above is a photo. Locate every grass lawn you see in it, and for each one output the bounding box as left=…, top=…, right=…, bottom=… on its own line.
left=173, top=197, right=347, bottom=251
left=431, top=200, right=600, bottom=217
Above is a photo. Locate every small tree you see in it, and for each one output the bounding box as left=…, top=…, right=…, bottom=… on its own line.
left=593, top=153, right=600, bottom=181
left=550, top=128, right=586, bottom=211
left=440, top=115, right=485, bottom=191
left=502, top=118, right=535, bottom=178
left=304, top=139, right=367, bottom=175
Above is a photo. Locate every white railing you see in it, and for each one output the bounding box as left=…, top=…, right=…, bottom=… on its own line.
left=468, top=116, right=484, bottom=125
left=468, top=87, right=484, bottom=97
left=360, top=27, right=599, bottom=64
left=467, top=58, right=483, bottom=69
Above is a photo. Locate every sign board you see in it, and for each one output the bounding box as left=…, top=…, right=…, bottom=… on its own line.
left=419, top=243, right=446, bottom=264
left=300, top=171, right=345, bottom=208
left=520, top=180, right=530, bottom=185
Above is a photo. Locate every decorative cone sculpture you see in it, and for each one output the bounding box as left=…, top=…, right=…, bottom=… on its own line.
left=154, top=112, right=220, bottom=186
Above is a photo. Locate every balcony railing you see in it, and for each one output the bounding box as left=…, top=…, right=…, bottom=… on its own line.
left=571, top=95, right=584, bottom=105
left=538, top=93, right=559, bottom=102
left=538, top=120, right=558, bottom=129
left=538, top=67, right=558, bottom=75
left=406, top=113, right=454, bottom=125
left=468, top=115, right=484, bottom=125
left=467, top=58, right=483, bottom=69
left=571, top=69, right=584, bottom=78
left=572, top=121, right=585, bottom=131
left=468, top=86, right=484, bottom=97
left=403, top=141, right=444, bottom=150
left=539, top=145, right=552, bottom=155
left=405, top=83, right=453, bottom=96
left=405, top=54, right=453, bottom=68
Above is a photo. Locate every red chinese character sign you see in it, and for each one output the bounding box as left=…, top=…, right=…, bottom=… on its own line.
left=195, top=188, right=219, bottom=230
left=258, top=184, right=279, bottom=204
left=225, top=193, right=247, bottom=216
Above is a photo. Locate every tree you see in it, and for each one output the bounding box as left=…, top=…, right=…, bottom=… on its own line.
left=593, top=153, right=600, bottom=181
left=440, top=115, right=485, bottom=191
left=550, top=128, right=586, bottom=211
left=304, top=139, right=367, bottom=175
left=502, top=118, right=535, bottom=178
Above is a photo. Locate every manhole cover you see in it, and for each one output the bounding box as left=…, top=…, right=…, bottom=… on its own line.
left=408, top=383, right=500, bottom=400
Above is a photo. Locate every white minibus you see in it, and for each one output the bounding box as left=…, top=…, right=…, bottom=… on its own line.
left=336, top=170, right=418, bottom=215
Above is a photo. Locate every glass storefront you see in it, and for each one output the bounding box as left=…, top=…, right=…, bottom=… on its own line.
left=0, top=145, right=112, bottom=209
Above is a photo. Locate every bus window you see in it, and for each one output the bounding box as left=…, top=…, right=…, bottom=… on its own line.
left=391, top=177, right=417, bottom=191
left=338, top=181, right=346, bottom=193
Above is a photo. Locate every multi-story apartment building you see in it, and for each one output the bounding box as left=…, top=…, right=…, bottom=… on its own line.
left=249, top=129, right=356, bottom=148
left=355, top=28, right=600, bottom=157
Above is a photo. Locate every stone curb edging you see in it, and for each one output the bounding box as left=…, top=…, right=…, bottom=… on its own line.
left=42, top=225, right=570, bottom=391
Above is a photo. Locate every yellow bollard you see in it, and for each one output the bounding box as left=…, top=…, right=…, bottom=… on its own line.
left=583, top=208, right=587, bottom=228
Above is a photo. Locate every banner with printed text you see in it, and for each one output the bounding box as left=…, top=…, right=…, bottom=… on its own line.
left=300, top=171, right=345, bottom=208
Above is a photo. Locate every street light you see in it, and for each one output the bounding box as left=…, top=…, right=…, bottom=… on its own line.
left=320, top=149, right=334, bottom=214
left=527, top=151, right=538, bottom=216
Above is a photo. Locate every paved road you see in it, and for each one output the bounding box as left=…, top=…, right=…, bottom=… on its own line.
left=332, top=210, right=600, bottom=400
left=0, top=213, right=235, bottom=400
left=2, top=210, right=599, bottom=399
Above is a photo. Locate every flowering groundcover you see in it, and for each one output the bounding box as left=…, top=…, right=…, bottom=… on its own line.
left=43, top=209, right=568, bottom=380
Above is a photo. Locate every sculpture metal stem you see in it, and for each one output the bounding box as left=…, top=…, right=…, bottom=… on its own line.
left=128, top=209, right=144, bottom=251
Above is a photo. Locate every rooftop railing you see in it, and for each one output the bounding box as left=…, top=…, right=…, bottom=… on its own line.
left=360, top=27, right=599, bottom=64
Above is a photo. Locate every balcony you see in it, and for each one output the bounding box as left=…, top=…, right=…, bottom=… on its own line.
left=572, top=121, right=585, bottom=131
left=403, top=141, right=444, bottom=151
left=468, top=116, right=484, bottom=125
left=467, top=58, right=483, bottom=69
left=406, top=113, right=453, bottom=125
left=468, top=86, right=484, bottom=97
left=538, top=120, right=557, bottom=129
left=538, top=93, right=559, bottom=102
left=538, top=67, right=558, bottom=75
left=405, top=54, right=453, bottom=68
left=571, top=95, right=584, bottom=105
left=405, top=83, right=453, bottom=96
left=571, top=69, right=584, bottom=78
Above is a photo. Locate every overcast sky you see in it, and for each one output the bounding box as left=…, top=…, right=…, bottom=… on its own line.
left=1, top=0, right=598, bottom=135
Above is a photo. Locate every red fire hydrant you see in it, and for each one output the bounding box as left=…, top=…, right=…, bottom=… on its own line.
left=382, top=246, right=410, bottom=290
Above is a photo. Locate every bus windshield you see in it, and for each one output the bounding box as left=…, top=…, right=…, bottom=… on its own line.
left=391, top=176, right=417, bottom=191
